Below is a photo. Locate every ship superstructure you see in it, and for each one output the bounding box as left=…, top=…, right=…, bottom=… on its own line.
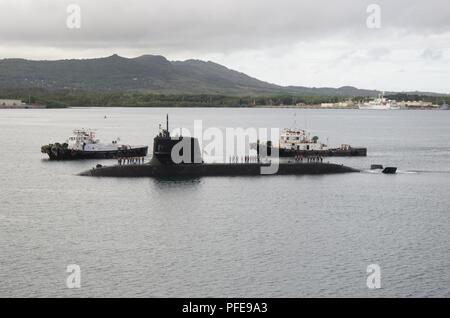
left=279, top=128, right=329, bottom=152
left=358, top=92, right=400, bottom=110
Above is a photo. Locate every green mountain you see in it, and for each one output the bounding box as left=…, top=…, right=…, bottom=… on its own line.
left=0, top=54, right=446, bottom=97
left=0, top=54, right=284, bottom=95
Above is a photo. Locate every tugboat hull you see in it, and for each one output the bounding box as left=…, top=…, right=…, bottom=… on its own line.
left=42, top=146, right=148, bottom=161
left=278, top=147, right=367, bottom=157
left=254, top=145, right=367, bottom=157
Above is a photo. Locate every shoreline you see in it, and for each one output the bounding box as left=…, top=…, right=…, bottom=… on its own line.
left=0, top=105, right=446, bottom=110
left=0, top=105, right=46, bottom=109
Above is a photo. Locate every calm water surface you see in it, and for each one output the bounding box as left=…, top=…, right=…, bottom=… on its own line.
left=0, top=107, right=449, bottom=297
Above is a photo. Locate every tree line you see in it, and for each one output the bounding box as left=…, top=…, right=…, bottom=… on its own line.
left=1, top=88, right=448, bottom=108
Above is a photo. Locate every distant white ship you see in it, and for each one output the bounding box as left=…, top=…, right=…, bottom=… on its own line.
left=358, top=92, right=400, bottom=110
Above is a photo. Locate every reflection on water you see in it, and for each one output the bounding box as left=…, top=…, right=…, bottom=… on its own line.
left=151, top=177, right=202, bottom=187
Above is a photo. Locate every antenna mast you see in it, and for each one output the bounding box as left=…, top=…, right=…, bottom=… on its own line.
left=166, top=114, right=169, bottom=132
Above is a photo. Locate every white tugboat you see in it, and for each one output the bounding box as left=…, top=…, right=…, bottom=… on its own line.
left=256, top=128, right=367, bottom=157
left=41, top=129, right=148, bottom=160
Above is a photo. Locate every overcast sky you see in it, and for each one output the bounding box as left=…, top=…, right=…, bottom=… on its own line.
left=0, top=0, right=449, bottom=93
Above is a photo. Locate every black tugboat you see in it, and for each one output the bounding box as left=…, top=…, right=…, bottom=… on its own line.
left=79, top=116, right=359, bottom=177
left=41, top=129, right=148, bottom=160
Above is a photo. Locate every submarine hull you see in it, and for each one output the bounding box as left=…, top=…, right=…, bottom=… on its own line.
left=80, top=162, right=359, bottom=178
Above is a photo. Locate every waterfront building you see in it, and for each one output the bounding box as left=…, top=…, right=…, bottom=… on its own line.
left=0, top=99, right=26, bottom=108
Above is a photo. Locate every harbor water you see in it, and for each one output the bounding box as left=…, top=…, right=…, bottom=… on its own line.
left=0, top=107, right=449, bottom=297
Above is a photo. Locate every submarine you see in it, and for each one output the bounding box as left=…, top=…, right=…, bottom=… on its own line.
left=79, top=116, right=359, bottom=178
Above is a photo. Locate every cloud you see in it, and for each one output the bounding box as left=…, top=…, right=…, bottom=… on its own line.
left=421, top=48, right=444, bottom=60
left=367, top=48, right=391, bottom=60
left=0, top=0, right=449, bottom=93
left=0, top=0, right=449, bottom=52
